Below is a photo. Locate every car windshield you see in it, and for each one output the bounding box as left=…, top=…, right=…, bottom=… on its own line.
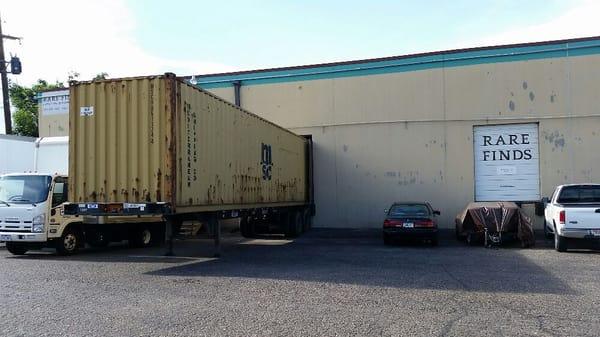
left=389, top=204, right=430, bottom=217
left=557, top=186, right=600, bottom=204
left=0, top=175, right=52, bottom=204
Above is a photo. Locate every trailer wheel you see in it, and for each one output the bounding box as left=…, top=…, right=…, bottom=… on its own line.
left=56, top=227, right=82, bottom=255
left=240, top=216, right=255, bottom=238
left=283, top=212, right=299, bottom=238
left=302, top=209, right=312, bottom=232
left=129, top=225, right=154, bottom=248
left=6, top=242, right=27, bottom=255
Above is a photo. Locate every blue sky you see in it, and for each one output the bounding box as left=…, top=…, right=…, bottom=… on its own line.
left=127, top=0, right=576, bottom=71
left=1, top=0, right=600, bottom=132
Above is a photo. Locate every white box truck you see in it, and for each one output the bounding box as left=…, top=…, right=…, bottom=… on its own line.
left=0, top=137, right=163, bottom=255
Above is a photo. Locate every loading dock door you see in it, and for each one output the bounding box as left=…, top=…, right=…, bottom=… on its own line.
left=474, top=123, right=540, bottom=201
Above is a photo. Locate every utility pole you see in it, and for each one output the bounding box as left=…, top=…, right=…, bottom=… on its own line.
left=0, top=13, right=22, bottom=135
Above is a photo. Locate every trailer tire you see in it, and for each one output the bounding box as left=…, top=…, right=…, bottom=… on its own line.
left=283, top=212, right=299, bottom=238
left=6, top=242, right=27, bottom=255
left=56, top=227, right=82, bottom=255
left=129, top=225, right=154, bottom=248
left=302, top=209, right=312, bottom=232
left=240, top=216, right=255, bottom=238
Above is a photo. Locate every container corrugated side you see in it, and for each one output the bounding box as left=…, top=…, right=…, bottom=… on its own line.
left=69, top=76, right=173, bottom=204
left=175, top=81, right=307, bottom=211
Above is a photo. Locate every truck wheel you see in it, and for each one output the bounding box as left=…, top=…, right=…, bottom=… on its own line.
left=6, top=242, right=27, bottom=255
left=56, top=228, right=81, bottom=255
left=240, top=216, right=255, bottom=238
left=554, top=232, right=568, bottom=252
left=129, top=225, right=154, bottom=248
left=87, top=231, right=110, bottom=248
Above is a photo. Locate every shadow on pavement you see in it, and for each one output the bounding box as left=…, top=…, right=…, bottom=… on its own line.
left=142, top=229, right=576, bottom=295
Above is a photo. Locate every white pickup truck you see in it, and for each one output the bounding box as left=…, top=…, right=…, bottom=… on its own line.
left=543, top=184, right=600, bottom=252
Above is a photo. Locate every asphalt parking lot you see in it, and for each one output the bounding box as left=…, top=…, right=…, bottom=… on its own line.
left=1, top=229, right=599, bottom=337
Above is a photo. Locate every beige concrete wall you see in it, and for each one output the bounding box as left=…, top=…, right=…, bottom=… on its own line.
left=207, top=54, right=600, bottom=228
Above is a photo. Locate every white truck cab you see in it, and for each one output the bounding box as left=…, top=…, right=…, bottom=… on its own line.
left=0, top=173, right=80, bottom=254
left=543, top=184, right=600, bottom=252
left=0, top=172, right=164, bottom=255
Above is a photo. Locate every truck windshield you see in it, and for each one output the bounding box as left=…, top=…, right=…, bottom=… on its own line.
left=557, top=186, right=600, bottom=204
left=0, top=175, right=52, bottom=204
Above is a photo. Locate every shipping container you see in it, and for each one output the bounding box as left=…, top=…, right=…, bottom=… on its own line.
left=64, top=73, right=314, bottom=253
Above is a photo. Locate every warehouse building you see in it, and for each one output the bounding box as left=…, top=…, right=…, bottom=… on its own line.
left=40, top=36, right=600, bottom=229
left=190, top=36, right=600, bottom=229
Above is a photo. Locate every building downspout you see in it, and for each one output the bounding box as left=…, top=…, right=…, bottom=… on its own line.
left=233, top=81, right=241, bottom=107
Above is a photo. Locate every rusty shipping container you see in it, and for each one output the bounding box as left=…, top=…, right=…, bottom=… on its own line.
left=67, top=73, right=311, bottom=215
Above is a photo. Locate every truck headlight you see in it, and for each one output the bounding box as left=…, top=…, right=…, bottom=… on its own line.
left=32, top=213, right=46, bottom=233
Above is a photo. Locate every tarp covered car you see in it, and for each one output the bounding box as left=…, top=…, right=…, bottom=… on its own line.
left=455, top=202, right=535, bottom=247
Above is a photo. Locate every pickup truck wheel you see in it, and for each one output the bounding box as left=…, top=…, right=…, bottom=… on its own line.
left=543, top=220, right=553, bottom=239
left=554, top=232, right=568, bottom=252
left=56, top=228, right=81, bottom=255
left=6, top=242, right=27, bottom=255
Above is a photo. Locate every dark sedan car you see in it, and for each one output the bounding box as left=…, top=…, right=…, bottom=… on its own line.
left=383, top=202, right=440, bottom=246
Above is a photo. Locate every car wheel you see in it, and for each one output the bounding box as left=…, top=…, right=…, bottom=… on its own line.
left=6, top=242, right=27, bottom=255
left=554, top=230, right=568, bottom=252
left=56, top=228, right=81, bottom=255
left=430, top=237, right=438, bottom=247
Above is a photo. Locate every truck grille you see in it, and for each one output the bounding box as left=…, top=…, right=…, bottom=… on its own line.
left=0, top=218, right=33, bottom=233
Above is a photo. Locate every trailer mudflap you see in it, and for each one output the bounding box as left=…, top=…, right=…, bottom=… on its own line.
left=63, top=202, right=170, bottom=216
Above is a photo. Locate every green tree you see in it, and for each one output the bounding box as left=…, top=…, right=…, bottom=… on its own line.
left=8, top=79, right=64, bottom=137
left=93, top=72, right=108, bottom=80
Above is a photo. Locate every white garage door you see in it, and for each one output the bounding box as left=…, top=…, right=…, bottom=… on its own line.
left=474, top=123, right=540, bottom=201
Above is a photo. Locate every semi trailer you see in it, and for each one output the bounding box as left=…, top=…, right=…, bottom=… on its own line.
left=64, top=73, right=314, bottom=255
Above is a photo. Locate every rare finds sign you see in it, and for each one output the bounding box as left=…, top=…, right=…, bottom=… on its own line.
left=473, top=123, right=540, bottom=202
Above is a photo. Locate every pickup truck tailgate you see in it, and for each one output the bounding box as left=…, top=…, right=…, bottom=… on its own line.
left=565, top=207, right=600, bottom=229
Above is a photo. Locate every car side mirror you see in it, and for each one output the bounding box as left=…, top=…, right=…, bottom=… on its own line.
left=541, top=197, right=549, bottom=204
left=384, top=209, right=388, bottom=214
left=433, top=210, right=441, bottom=216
